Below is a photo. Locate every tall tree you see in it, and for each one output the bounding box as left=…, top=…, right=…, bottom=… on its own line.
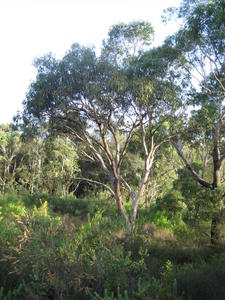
left=23, top=22, right=182, bottom=233
left=166, top=0, right=225, bottom=243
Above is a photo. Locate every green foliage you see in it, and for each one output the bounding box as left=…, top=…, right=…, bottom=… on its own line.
left=92, top=287, right=129, bottom=300
left=156, top=190, right=185, bottom=219
left=0, top=123, right=80, bottom=196
left=42, top=136, right=80, bottom=195
left=0, top=125, right=21, bottom=192
left=102, top=21, right=154, bottom=64
left=176, top=255, right=225, bottom=300
left=0, top=285, right=23, bottom=300
left=1, top=192, right=225, bottom=299
left=153, top=210, right=173, bottom=229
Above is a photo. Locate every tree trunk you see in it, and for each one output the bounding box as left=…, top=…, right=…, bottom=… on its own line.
left=130, top=162, right=152, bottom=234
left=114, top=178, right=131, bottom=234
left=211, top=214, right=220, bottom=245
left=210, top=139, right=222, bottom=245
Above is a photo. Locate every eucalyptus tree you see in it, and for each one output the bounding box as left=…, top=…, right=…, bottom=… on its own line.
left=23, top=21, right=182, bottom=233
left=102, top=21, right=154, bottom=65
left=16, top=136, right=43, bottom=193
left=13, top=120, right=80, bottom=195
left=41, top=136, right=80, bottom=196
left=166, top=0, right=225, bottom=243
left=0, top=124, right=21, bottom=192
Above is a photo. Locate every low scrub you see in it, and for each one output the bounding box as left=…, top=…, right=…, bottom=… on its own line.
left=1, top=193, right=225, bottom=299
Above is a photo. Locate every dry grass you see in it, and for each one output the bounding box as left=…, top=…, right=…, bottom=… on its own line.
left=139, top=222, right=176, bottom=242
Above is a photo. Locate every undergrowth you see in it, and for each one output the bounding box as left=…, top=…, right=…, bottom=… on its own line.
left=0, top=192, right=225, bottom=299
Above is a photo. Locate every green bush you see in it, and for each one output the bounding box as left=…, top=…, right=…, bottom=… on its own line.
left=1, top=192, right=225, bottom=299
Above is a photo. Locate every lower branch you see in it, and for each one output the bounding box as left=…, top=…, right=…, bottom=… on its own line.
left=74, top=177, right=115, bottom=197
left=171, top=140, right=211, bottom=189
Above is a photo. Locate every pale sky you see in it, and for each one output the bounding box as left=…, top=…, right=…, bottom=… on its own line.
left=0, top=0, right=181, bottom=124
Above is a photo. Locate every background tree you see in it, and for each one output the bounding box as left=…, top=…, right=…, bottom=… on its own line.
left=166, top=0, right=225, bottom=243
left=16, top=135, right=43, bottom=193
left=0, top=124, right=21, bottom=192
left=41, top=136, right=79, bottom=196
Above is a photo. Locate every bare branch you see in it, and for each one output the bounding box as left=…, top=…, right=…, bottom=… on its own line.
left=119, top=121, right=139, bottom=167
left=219, top=154, right=225, bottom=165
left=171, top=140, right=211, bottom=188
left=75, top=177, right=115, bottom=197
left=121, top=176, right=135, bottom=201
left=106, top=109, right=120, bottom=167
left=141, top=119, right=148, bottom=157
left=98, top=123, right=114, bottom=164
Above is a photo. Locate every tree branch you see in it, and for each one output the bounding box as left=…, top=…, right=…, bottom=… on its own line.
left=171, top=140, right=211, bottom=188
left=219, top=154, right=225, bottom=165
left=118, top=121, right=139, bottom=168
left=74, top=177, right=115, bottom=197
left=121, top=176, right=135, bottom=201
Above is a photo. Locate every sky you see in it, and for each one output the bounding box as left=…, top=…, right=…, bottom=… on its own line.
left=0, top=0, right=181, bottom=124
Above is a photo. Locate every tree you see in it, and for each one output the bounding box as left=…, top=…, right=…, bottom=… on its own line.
left=0, top=124, right=21, bottom=192
left=16, top=134, right=43, bottom=193
left=102, top=21, right=154, bottom=65
left=166, top=0, right=225, bottom=243
left=23, top=21, right=182, bottom=234
left=42, top=136, right=79, bottom=196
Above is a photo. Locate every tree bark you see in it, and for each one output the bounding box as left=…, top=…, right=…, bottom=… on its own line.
left=210, top=158, right=222, bottom=245
left=210, top=215, right=220, bottom=245
left=114, top=178, right=131, bottom=234
left=210, top=107, right=223, bottom=245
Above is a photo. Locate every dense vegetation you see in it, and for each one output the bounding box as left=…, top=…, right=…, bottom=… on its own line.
left=0, top=0, right=225, bottom=299
left=1, top=192, right=225, bottom=299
